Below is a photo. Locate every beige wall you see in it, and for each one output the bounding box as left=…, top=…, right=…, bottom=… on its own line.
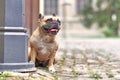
left=59, top=0, right=77, bottom=19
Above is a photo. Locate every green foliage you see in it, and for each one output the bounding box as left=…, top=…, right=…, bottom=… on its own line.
left=106, top=72, right=114, bottom=78
left=81, top=0, right=120, bottom=37
left=90, top=72, right=102, bottom=79
left=82, top=0, right=94, bottom=28
left=61, top=56, right=66, bottom=62
left=72, top=71, right=81, bottom=77
left=53, top=74, right=59, bottom=80
left=82, top=16, right=93, bottom=28
left=102, top=27, right=115, bottom=37
left=0, top=71, right=8, bottom=80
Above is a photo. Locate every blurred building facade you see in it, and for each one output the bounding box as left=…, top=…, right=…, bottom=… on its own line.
left=39, top=0, right=103, bottom=38
left=40, top=0, right=87, bottom=17
left=25, top=0, right=103, bottom=38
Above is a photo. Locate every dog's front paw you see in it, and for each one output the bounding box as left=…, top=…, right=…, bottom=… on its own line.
left=48, top=65, right=56, bottom=73
left=29, top=61, right=34, bottom=63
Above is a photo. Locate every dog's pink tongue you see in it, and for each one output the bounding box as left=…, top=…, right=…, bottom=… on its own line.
left=50, top=29, right=58, bottom=32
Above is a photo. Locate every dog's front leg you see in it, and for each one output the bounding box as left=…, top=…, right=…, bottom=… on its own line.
left=47, top=57, right=56, bottom=73
left=29, top=47, right=36, bottom=63
left=47, top=46, right=58, bottom=73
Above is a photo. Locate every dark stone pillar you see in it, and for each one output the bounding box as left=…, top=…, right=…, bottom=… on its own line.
left=0, top=0, right=35, bottom=72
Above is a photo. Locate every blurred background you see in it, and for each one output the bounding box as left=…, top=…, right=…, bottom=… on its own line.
left=25, top=0, right=120, bottom=38
left=39, top=0, right=120, bottom=39
left=24, top=0, right=120, bottom=56
left=38, top=0, right=120, bottom=55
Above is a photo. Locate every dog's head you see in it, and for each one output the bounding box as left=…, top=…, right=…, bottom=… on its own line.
left=38, top=14, right=61, bottom=35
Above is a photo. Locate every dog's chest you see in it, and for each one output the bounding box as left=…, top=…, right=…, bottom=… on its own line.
left=34, top=36, right=57, bottom=55
left=38, top=42, right=56, bottom=54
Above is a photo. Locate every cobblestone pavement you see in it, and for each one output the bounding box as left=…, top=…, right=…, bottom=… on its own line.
left=1, top=39, right=120, bottom=80
left=54, top=38, right=120, bottom=80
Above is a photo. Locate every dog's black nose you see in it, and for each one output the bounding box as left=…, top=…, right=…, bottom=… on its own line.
left=51, top=23, right=59, bottom=28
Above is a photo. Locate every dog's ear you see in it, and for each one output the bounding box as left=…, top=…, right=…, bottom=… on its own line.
left=52, top=13, right=58, bottom=21
left=57, top=19, right=61, bottom=26
left=52, top=13, right=61, bottom=25
left=39, top=14, right=44, bottom=20
left=38, top=14, right=44, bottom=23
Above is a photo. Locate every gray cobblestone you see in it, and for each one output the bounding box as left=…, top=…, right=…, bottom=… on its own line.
left=55, top=38, right=120, bottom=80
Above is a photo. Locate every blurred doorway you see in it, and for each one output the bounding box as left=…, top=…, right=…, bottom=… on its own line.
left=25, top=0, right=39, bottom=35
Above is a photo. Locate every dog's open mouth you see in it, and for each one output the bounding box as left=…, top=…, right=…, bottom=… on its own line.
left=49, top=28, right=59, bottom=35
left=50, top=28, right=58, bottom=32
left=42, top=22, right=60, bottom=35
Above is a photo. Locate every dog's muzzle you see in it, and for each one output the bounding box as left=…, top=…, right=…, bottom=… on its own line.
left=49, top=23, right=60, bottom=35
left=42, top=22, right=60, bottom=35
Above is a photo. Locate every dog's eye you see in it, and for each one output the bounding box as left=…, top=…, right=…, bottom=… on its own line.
left=45, top=18, right=53, bottom=22
left=57, top=19, right=61, bottom=26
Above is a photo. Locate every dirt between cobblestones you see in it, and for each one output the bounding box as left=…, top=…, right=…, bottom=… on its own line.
left=54, top=48, right=120, bottom=80
left=55, top=39, right=120, bottom=80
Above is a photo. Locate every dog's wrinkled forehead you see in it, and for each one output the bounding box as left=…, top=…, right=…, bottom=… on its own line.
left=44, top=17, right=61, bottom=26
left=39, top=14, right=61, bottom=26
